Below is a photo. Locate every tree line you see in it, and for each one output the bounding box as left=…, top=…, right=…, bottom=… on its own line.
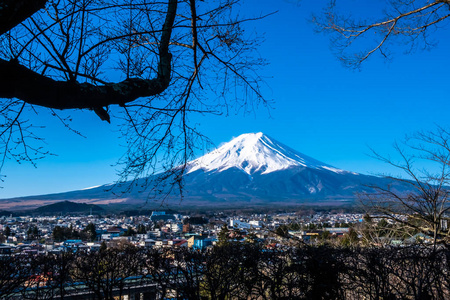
left=1, top=242, right=450, bottom=299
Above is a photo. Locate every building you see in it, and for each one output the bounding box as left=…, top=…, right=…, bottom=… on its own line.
left=150, top=211, right=175, bottom=222
left=188, top=235, right=215, bottom=250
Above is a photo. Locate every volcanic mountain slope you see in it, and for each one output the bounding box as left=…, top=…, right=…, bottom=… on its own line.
left=0, top=132, right=403, bottom=209
left=187, top=132, right=349, bottom=175
left=179, top=132, right=399, bottom=204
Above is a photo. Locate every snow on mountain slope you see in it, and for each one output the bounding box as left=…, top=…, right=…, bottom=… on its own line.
left=187, top=132, right=354, bottom=175
left=1, top=132, right=405, bottom=210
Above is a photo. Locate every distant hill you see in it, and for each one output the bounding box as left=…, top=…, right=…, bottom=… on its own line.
left=34, top=201, right=104, bottom=214
left=0, top=210, right=15, bottom=217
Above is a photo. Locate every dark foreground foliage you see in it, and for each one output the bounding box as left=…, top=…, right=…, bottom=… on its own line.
left=1, top=243, right=450, bottom=299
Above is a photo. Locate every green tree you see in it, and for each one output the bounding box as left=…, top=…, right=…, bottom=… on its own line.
left=275, top=225, right=289, bottom=238
left=217, top=224, right=230, bottom=246
left=322, top=222, right=330, bottom=228
left=320, top=230, right=331, bottom=241
left=289, top=223, right=301, bottom=231
left=137, top=224, right=146, bottom=234
left=376, top=219, right=391, bottom=237
left=184, top=216, right=208, bottom=225
left=308, top=223, right=318, bottom=230
left=100, top=241, right=107, bottom=253
left=340, top=227, right=359, bottom=247
left=83, top=223, right=97, bottom=242
left=3, top=226, right=10, bottom=237
left=27, top=226, right=39, bottom=240
left=363, top=213, right=372, bottom=224
left=52, top=226, right=76, bottom=242
left=123, top=227, right=136, bottom=237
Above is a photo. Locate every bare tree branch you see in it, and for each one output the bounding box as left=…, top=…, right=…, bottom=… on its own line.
left=314, top=0, right=450, bottom=68
left=361, top=127, right=450, bottom=246
left=0, top=0, right=269, bottom=197
left=0, top=0, right=48, bottom=35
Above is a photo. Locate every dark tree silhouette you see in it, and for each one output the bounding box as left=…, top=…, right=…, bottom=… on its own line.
left=72, top=246, right=143, bottom=299
left=3, top=226, right=10, bottom=237
left=314, top=0, right=450, bottom=68
left=3, top=244, right=450, bottom=299
left=83, top=222, right=97, bottom=242
left=360, top=127, right=450, bottom=247
left=0, top=0, right=268, bottom=194
left=0, top=254, right=32, bottom=299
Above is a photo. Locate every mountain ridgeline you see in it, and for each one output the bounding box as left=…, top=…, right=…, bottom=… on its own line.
left=34, top=201, right=104, bottom=214
left=180, top=132, right=401, bottom=206
left=0, top=133, right=404, bottom=210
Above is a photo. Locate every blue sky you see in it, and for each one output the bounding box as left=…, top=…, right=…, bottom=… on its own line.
left=2, top=0, right=450, bottom=198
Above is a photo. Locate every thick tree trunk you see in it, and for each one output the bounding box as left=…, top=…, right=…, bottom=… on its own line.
left=0, top=58, right=172, bottom=109
left=0, top=0, right=48, bottom=35
left=0, top=0, right=177, bottom=120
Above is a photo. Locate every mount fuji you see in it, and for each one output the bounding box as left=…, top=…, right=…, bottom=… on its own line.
left=178, top=132, right=397, bottom=206
left=187, top=132, right=351, bottom=176
left=0, top=132, right=402, bottom=210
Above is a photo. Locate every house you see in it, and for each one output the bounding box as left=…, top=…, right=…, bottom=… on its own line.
left=405, top=233, right=437, bottom=244
left=143, top=239, right=156, bottom=248
left=150, top=211, right=175, bottom=222
left=106, top=227, right=123, bottom=236
left=188, top=235, right=215, bottom=250
left=171, top=223, right=183, bottom=233
left=173, top=239, right=188, bottom=248
left=0, top=244, right=12, bottom=256
left=63, top=240, right=83, bottom=250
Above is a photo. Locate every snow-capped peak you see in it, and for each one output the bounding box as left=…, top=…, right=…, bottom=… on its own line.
left=187, top=132, right=350, bottom=175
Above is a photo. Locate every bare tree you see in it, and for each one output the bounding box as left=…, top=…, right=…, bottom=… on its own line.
left=0, top=0, right=268, bottom=196
left=314, top=1, right=450, bottom=244
left=360, top=127, right=450, bottom=246
left=72, top=246, right=144, bottom=299
left=314, top=0, right=450, bottom=68
left=0, top=253, right=32, bottom=299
